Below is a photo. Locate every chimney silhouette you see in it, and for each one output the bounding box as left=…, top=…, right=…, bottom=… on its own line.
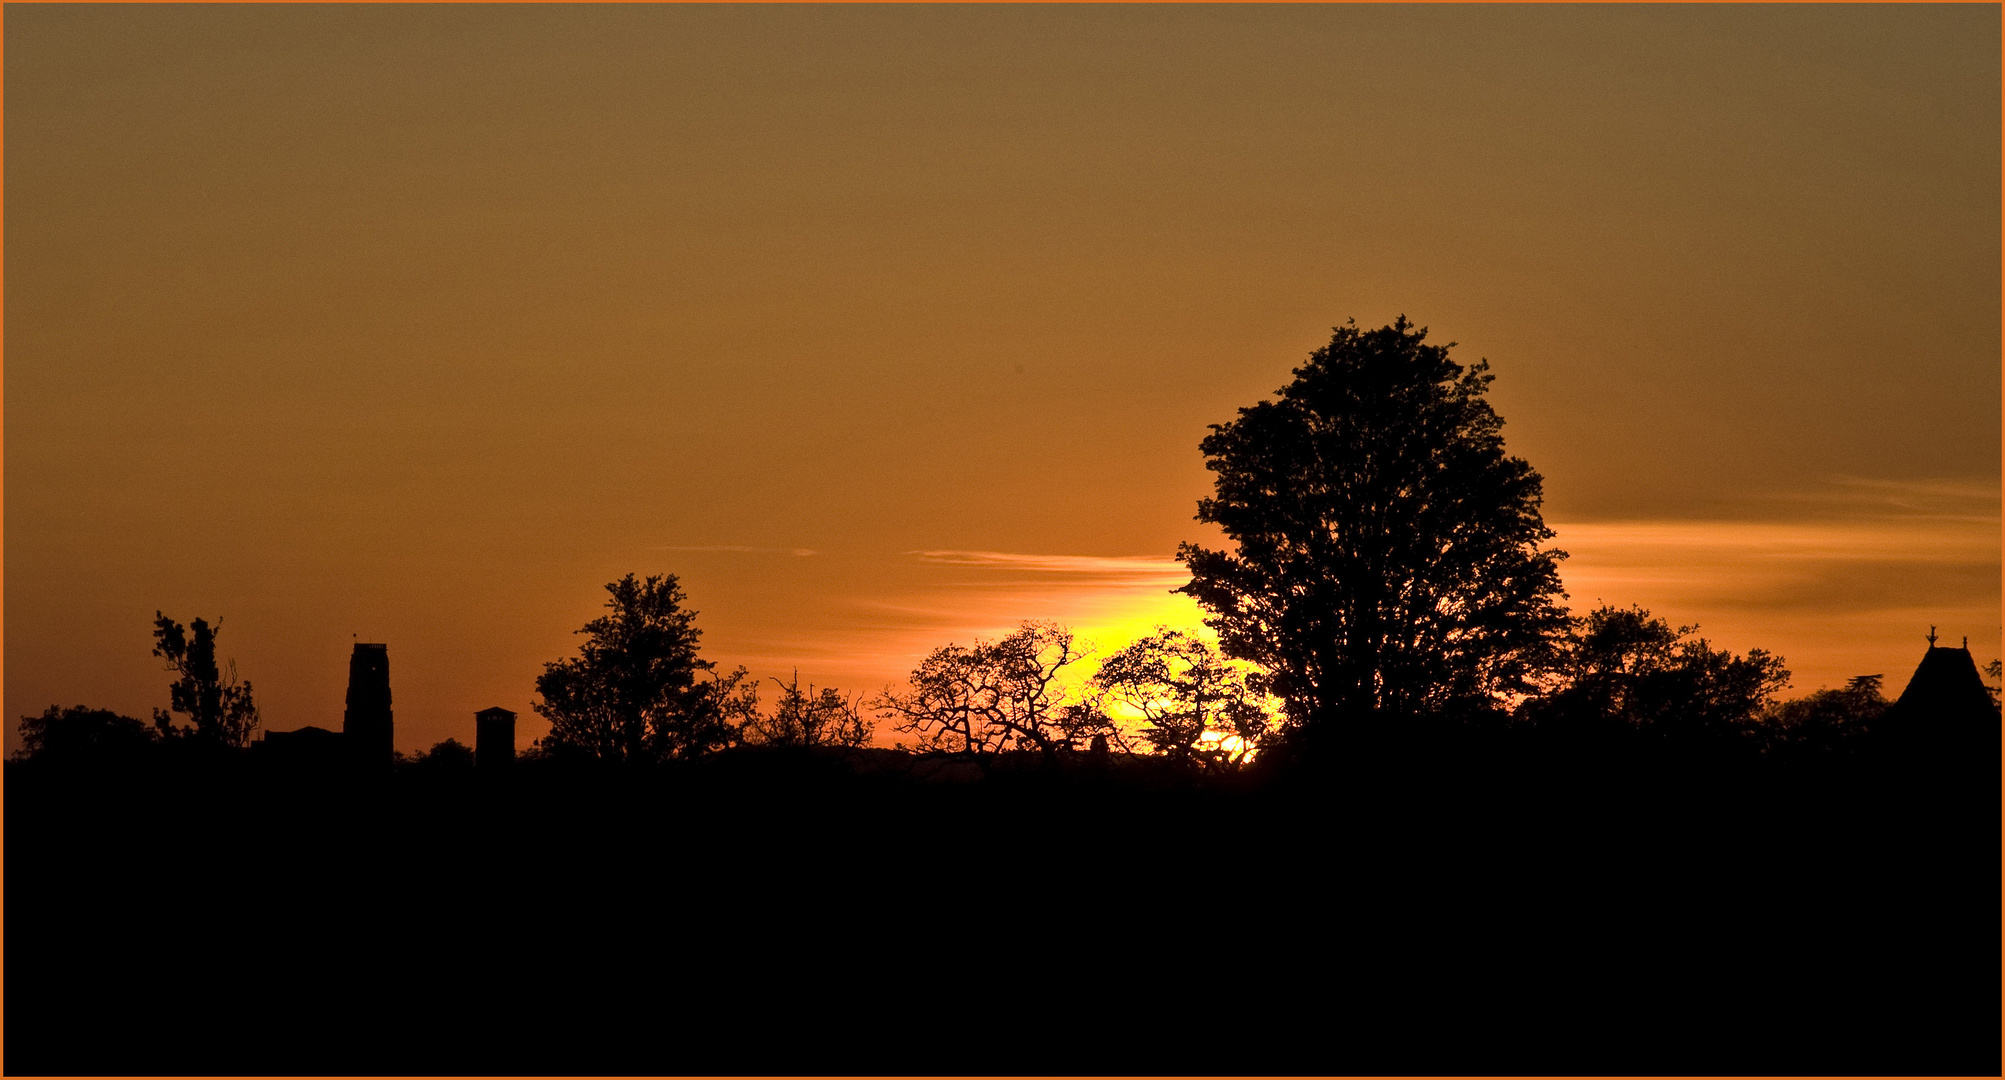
left=343, top=643, right=394, bottom=769
left=475, top=707, right=517, bottom=770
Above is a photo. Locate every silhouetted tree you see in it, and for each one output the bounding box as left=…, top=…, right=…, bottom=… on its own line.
left=1522, top=605, right=1790, bottom=752
left=411, top=737, right=477, bottom=772
left=1761, top=675, right=1886, bottom=758
left=1092, top=627, right=1270, bottom=769
left=742, top=672, right=873, bottom=748
left=13, top=705, right=158, bottom=763
left=151, top=612, right=261, bottom=748
left=873, top=621, right=1117, bottom=766
left=1177, top=318, right=1568, bottom=753
left=533, top=574, right=752, bottom=764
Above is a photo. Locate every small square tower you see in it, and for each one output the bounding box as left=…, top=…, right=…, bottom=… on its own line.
left=475, top=707, right=517, bottom=769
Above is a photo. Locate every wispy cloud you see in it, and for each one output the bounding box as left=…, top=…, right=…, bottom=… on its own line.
left=1551, top=518, right=1998, bottom=573
left=1771, top=476, right=2001, bottom=522
left=865, top=550, right=1206, bottom=661
left=1551, top=516, right=1999, bottom=691
left=910, top=550, right=1188, bottom=583
left=654, top=544, right=817, bottom=557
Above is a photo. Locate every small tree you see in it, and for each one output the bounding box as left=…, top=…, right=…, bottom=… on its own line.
left=1522, top=605, right=1790, bottom=750
left=743, top=672, right=873, bottom=749
left=1762, top=675, right=1886, bottom=758
left=14, top=706, right=158, bottom=763
left=873, top=621, right=1116, bottom=766
left=409, top=738, right=477, bottom=772
left=1093, top=628, right=1271, bottom=769
left=151, top=612, right=261, bottom=748
left=533, top=574, right=751, bottom=764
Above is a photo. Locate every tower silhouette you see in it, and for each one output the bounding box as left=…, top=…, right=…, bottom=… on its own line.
left=475, top=707, right=516, bottom=770
left=343, top=643, right=394, bottom=769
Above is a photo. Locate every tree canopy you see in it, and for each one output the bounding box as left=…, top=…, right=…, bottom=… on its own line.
left=1092, top=627, right=1270, bottom=769
left=151, top=612, right=261, bottom=748
left=1521, top=604, right=1791, bottom=752
left=742, top=671, right=873, bottom=749
left=1177, top=317, right=1569, bottom=750
left=873, top=621, right=1118, bottom=765
left=14, top=705, right=157, bottom=763
left=1761, top=674, right=1884, bottom=759
left=533, top=574, right=752, bottom=764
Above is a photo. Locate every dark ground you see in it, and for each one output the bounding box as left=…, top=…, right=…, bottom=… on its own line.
left=7, top=742, right=1998, bottom=1075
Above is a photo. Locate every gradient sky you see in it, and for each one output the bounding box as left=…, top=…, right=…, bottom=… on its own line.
left=7, top=4, right=1999, bottom=755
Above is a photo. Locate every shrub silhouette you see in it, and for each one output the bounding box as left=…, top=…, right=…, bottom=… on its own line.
left=1520, top=604, right=1790, bottom=753
left=13, top=705, right=157, bottom=763
left=741, top=671, right=873, bottom=749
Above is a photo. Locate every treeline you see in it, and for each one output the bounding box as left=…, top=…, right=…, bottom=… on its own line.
left=15, top=612, right=263, bottom=763
left=15, top=317, right=1999, bottom=777
left=12, top=589, right=1973, bottom=777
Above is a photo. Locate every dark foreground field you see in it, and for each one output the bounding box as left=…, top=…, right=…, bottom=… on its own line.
left=8, top=743, right=1998, bottom=1075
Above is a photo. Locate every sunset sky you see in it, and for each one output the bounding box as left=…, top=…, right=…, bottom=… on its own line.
left=7, top=4, right=1998, bottom=755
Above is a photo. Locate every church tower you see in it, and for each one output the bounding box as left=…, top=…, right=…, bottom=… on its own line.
left=343, top=643, right=394, bottom=769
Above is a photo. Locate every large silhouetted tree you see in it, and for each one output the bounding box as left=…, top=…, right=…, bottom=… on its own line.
left=533, top=574, right=752, bottom=764
left=1177, top=317, right=1569, bottom=751
left=151, top=612, right=261, bottom=748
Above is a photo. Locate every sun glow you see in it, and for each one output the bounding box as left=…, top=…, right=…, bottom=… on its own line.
left=1194, top=731, right=1258, bottom=763
left=881, top=548, right=1216, bottom=685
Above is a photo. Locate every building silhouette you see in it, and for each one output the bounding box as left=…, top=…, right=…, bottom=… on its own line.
left=255, top=724, right=344, bottom=767
left=1882, top=629, right=1999, bottom=770
left=1890, top=631, right=1993, bottom=719
left=344, top=643, right=394, bottom=770
left=475, top=707, right=516, bottom=770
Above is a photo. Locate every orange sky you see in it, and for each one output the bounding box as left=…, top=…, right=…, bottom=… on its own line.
left=7, top=5, right=1998, bottom=754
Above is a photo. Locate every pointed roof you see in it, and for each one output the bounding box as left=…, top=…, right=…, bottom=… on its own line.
left=1890, top=642, right=1994, bottom=726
